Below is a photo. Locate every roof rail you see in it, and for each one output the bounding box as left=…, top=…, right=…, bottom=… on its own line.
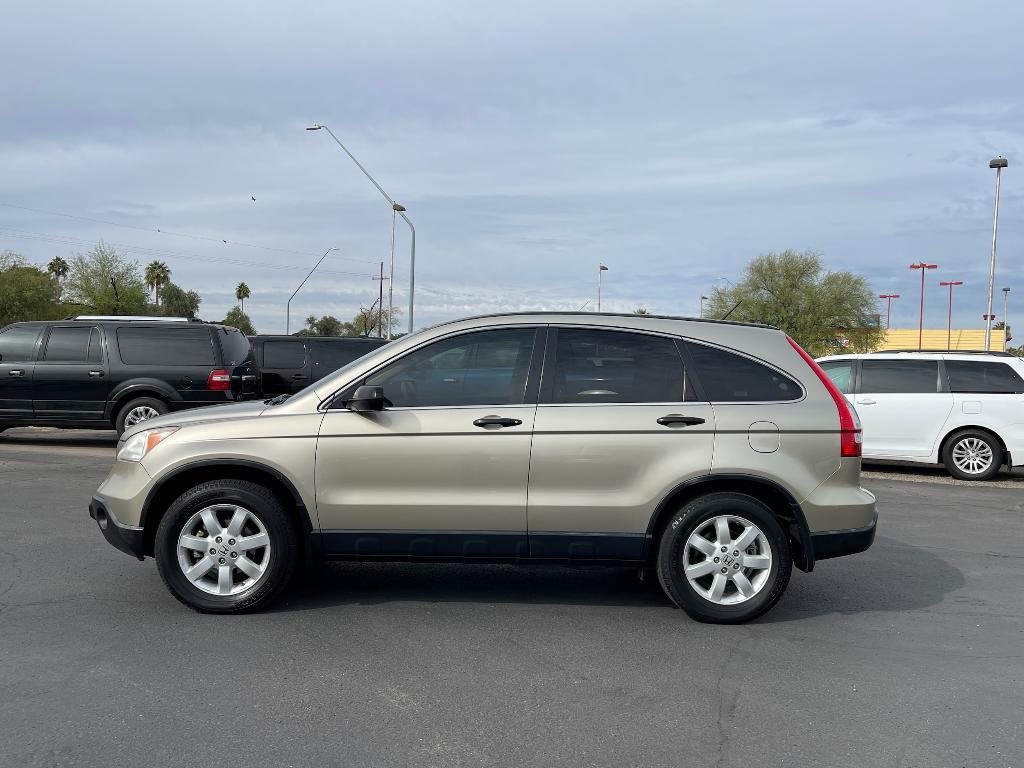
left=869, top=349, right=1014, bottom=357
left=63, top=315, right=196, bottom=323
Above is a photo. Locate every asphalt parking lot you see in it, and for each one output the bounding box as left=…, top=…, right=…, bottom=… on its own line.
left=1, top=428, right=1022, bottom=768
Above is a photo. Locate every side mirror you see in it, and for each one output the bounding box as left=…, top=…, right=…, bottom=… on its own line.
left=348, top=384, right=385, bottom=412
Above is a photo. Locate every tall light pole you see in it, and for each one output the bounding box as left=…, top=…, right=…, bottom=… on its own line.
left=985, top=156, right=1008, bottom=351
left=909, top=262, right=937, bottom=351
left=939, top=280, right=963, bottom=352
left=597, top=264, right=609, bottom=311
left=699, top=295, right=709, bottom=318
left=879, top=293, right=901, bottom=329
left=1002, top=287, right=1011, bottom=350
left=307, top=124, right=417, bottom=335
left=287, top=247, right=339, bottom=335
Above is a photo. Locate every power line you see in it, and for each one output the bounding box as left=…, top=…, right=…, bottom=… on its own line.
left=0, top=200, right=377, bottom=266
left=0, top=227, right=376, bottom=280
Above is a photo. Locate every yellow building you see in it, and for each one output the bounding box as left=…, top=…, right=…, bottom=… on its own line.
left=875, top=328, right=1007, bottom=351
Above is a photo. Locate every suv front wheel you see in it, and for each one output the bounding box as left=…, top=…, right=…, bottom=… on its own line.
left=155, top=479, right=298, bottom=613
left=657, top=492, right=792, bottom=624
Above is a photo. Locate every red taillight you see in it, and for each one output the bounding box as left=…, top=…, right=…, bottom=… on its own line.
left=207, top=368, right=232, bottom=391
left=786, top=336, right=862, bottom=458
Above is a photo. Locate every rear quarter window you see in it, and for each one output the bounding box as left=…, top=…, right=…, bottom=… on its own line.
left=946, top=360, right=1024, bottom=394
left=116, top=327, right=216, bottom=366
left=217, top=328, right=252, bottom=366
left=685, top=342, right=802, bottom=402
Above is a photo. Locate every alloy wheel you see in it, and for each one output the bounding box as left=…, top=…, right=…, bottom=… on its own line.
left=124, top=406, right=160, bottom=428
left=951, top=437, right=994, bottom=476
left=683, top=514, right=772, bottom=605
left=176, top=504, right=272, bottom=596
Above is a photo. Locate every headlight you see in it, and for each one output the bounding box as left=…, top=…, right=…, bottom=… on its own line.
left=117, top=427, right=179, bottom=462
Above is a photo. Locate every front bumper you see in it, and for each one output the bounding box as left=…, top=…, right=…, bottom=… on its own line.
left=810, top=512, right=877, bottom=561
left=89, top=496, right=145, bottom=560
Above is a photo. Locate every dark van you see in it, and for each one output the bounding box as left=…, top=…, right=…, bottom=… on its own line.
left=0, top=316, right=257, bottom=435
left=249, top=335, right=389, bottom=396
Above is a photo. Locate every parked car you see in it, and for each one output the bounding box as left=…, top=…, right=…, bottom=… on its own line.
left=89, top=312, right=876, bottom=623
left=0, top=316, right=257, bottom=436
left=817, top=350, right=1024, bottom=480
left=248, top=335, right=389, bottom=396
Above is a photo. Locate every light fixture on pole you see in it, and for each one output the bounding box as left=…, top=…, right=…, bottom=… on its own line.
left=307, top=124, right=417, bottom=335
left=985, top=156, right=1008, bottom=351
left=597, top=264, right=609, bottom=311
left=287, top=247, right=339, bottom=335
left=878, top=293, right=900, bottom=329
left=1002, top=287, right=1011, bottom=350
left=909, top=262, right=938, bottom=351
left=699, top=295, right=709, bottom=318
left=939, top=281, right=963, bottom=352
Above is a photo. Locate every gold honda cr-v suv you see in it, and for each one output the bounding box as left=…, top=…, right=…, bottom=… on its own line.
left=89, top=313, right=876, bottom=623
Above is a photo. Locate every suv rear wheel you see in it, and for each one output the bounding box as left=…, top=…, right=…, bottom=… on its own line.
left=154, top=479, right=298, bottom=613
left=942, top=429, right=1003, bottom=481
left=657, top=492, right=792, bottom=624
left=115, top=396, right=168, bottom=436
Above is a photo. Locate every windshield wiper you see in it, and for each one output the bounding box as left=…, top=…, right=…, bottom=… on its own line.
left=263, top=394, right=291, bottom=406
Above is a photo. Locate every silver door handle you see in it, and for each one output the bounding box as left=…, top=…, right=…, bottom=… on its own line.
left=8, top=369, right=24, bottom=377
left=857, top=398, right=876, bottom=405
left=88, top=370, right=104, bottom=378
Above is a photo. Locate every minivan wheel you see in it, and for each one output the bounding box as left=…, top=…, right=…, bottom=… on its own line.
left=116, top=397, right=168, bottom=436
left=942, top=429, right=1003, bottom=481
left=657, top=492, right=792, bottom=624
left=155, top=479, right=298, bottom=613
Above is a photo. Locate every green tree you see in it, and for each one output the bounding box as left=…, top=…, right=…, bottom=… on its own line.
left=47, top=256, right=69, bottom=297
left=349, top=304, right=399, bottom=338
left=632, top=307, right=650, bottom=315
left=235, top=282, right=251, bottom=312
left=0, top=252, right=62, bottom=326
left=64, top=243, right=148, bottom=315
left=144, top=261, right=171, bottom=307
left=705, top=250, right=884, bottom=357
left=223, top=306, right=256, bottom=335
left=299, top=315, right=345, bottom=336
left=158, top=282, right=202, bottom=319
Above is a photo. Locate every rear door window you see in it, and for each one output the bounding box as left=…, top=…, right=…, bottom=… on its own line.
left=685, top=342, right=802, bottom=402
left=542, top=328, right=690, bottom=404
left=860, top=360, right=940, bottom=394
left=946, top=360, right=1024, bottom=394
left=0, top=326, right=42, bottom=362
left=117, top=327, right=215, bottom=366
left=42, top=326, right=101, bottom=363
left=819, top=360, right=855, bottom=394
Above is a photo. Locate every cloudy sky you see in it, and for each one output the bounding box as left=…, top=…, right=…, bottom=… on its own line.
left=2, top=1, right=1022, bottom=333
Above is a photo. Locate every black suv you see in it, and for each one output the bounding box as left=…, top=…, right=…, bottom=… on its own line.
left=249, top=335, right=389, bottom=396
left=0, top=317, right=257, bottom=435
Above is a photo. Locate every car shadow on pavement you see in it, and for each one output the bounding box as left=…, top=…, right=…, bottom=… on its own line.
left=271, top=534, right=964, bottom=619
left=0, top=428, right=116, bottom=448
left=763, top=535, right=965, bottom=623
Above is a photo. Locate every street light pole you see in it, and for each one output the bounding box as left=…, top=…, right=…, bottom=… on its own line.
left=699, top=295, right=708, bottom=318
left=985, top=157, right=1008, bottom=351
left=879, top=293, right=901, bottom=329
left=307, top=124, right=417, bottom=335
left=597, top=263, right=608, bottom=311
left=909, top=262, right=938, bottom=351
left=1002, top=287, right=1011, bottom=350
left=287, top=247, right=338, bottom=335
left=939, top=280, right=963, bottom=352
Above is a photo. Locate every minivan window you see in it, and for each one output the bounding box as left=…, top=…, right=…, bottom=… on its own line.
left=0, top=325, right=41, bottom=362
left=860, top=359, right=939, bottom=394
left=264, top=340, right=307, bottom=369
left=217, top=328, right=252, bottom=366
left=946, top=360, right=1024, bottom=394
left=42, top=326, right=101, bottom=363
left=315, top=341, right=377, bottom=373
left=820, top=360, right=854, bottom=394
left=365, top=328, right=536, bottom=407
left=543, top=328, right=688, bottom=404
left=686, top=342, right=801, bottom=402
left=117, top=328, right=215, bottom=366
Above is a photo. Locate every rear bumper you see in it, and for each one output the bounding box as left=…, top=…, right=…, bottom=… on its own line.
left=810, top=513, right=877, bottom=561
left=89, top=496, right=145, bottom=560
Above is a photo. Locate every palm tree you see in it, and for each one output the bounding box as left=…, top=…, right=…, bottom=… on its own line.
left=47, top=256, right=69, bottom=298
left=235, top=282, right=251, bottom=312
left=144, top=261, right=171, bottom=306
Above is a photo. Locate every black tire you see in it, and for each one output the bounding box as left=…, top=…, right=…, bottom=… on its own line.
left=115, top=396, right=169, bottom=436
left=657, top=492, right=792, bottom=624
left=155, top=479, right=298, bottom=613
left=941, top=429, right=1003, bottom=481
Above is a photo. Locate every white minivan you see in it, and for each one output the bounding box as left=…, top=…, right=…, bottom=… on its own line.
left=817, top=351, right=1024, bottom=480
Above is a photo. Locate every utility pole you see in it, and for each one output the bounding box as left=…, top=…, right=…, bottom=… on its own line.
left=372, top=261, right=389, bottom=339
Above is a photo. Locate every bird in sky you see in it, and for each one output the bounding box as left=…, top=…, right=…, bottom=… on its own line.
left=251, top=196, right=256, bottom=202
